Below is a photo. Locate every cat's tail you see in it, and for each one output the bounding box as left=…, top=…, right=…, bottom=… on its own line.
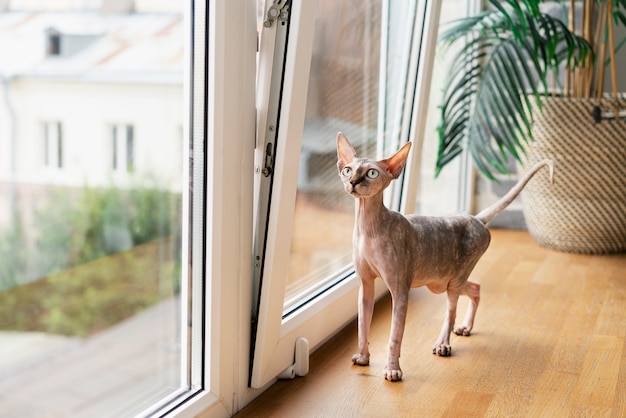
left=475, top=159, right=554, bottom=226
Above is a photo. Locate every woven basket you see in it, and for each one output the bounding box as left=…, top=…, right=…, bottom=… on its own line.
left=519, top=94, right=626, bottom=254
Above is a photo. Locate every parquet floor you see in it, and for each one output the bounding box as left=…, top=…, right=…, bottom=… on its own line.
left=236, top=229, right=626, bottom=417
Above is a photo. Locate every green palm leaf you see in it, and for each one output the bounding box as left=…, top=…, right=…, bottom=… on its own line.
left=436, top=0, right=593, bottom=179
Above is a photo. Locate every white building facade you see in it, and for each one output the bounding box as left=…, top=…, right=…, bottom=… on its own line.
left=0, top=1, right=185, bottom=229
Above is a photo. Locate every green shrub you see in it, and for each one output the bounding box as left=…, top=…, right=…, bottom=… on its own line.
left=0, top=239, right=176, bottom=337
left=0, top=214, right=27, bottom=290
left=0, top=180, right=182, bottom=337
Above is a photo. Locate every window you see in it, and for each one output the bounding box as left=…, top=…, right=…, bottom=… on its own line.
left=46, top=28, right=61, bottom=56
left=283, top=0, right=432, bottom=311
left=112, top=124, right=134, bottom=172
left=0, top=2, right=202, bottom=416
left=44, top=121, right=63, bottom=169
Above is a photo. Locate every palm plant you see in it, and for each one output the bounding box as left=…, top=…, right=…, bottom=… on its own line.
left=436, top=0, right=626, bottom=180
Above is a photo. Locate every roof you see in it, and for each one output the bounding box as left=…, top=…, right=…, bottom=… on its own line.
left=0, top=11, right=184, bottom=84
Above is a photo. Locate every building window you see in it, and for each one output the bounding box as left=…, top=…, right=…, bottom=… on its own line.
left=112, top=124, right=134, bottom=172
left=46, top=28, right=61, bottom=56
left=44, top=121, right=63, bottom=169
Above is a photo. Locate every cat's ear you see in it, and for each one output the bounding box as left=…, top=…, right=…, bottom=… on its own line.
left=382, top=142, right=412, bottom=179
left=337, top=132, right=357, bottom=169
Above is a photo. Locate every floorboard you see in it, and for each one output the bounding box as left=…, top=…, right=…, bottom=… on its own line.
left=235, top=229, right=626, bottom=417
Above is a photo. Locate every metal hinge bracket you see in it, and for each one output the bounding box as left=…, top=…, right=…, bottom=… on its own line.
left=263, top=0, right=290, bottom=28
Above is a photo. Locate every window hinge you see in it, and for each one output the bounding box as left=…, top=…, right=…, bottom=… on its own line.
left=263, top=0, right=290, bottom=28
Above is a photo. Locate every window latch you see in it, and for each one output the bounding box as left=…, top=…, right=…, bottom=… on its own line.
left=262, top=140, right=274, bottom=177
left=263, top=0, right=290, bottom=28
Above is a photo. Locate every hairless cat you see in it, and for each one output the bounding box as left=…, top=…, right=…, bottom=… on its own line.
left=336, top=132, right=553, bottom=381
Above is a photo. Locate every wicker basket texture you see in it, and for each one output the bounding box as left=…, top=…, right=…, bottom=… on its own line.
left=520, top=95, right=626, bottom=254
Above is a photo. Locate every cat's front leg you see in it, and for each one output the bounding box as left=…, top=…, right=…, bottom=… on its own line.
left=384, top=290, right=409, bottom=381
left=352, top=279, right=374, bottom=366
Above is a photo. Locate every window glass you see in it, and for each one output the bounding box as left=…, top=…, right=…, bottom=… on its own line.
left=282, top=0, right=376, bottom=310
left=283, top=0, right=419, bottom=311
left=417, top=0, right=473, bottom=215
left=0, top=1, right=192, bottom=416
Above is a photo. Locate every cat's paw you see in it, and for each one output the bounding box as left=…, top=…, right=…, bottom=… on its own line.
left=432, top=343, right=452, bottom=356
left=351, top=353, right=370, bottom=366
left=383, top=366, right=403, bottom=381
left=453, top=325, right=472, bottom=336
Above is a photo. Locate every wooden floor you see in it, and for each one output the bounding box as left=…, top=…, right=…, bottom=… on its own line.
left=235, top=230, right=626, bottom=417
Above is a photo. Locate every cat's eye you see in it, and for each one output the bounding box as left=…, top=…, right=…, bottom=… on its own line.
left=366, top=169, right=379, bottom=179
left=341, top=167, right=352, bottom=176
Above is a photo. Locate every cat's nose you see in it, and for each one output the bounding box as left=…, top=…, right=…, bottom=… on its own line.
left=350, top=177, right=363, bottom=187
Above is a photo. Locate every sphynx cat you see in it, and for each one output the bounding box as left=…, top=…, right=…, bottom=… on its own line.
left=336, top=132, right=553, bottom=381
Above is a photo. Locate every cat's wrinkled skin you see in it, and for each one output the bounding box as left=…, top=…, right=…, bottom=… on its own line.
left=336, top=132, right=553, bottom=381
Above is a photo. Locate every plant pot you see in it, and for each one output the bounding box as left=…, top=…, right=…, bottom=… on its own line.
left=518, top=94, right=626, bottom=254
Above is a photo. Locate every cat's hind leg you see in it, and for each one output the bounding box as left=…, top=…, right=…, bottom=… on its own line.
left=433, top=291, right=460, bottom=356
left=453, top=281, right=480, bottom=336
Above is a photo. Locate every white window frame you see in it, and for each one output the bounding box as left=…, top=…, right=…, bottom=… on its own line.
left=165, top=0, right=257, bottom=415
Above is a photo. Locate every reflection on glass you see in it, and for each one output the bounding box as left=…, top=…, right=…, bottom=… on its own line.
left=0, top=1, right=186, bottom=416
left=284, top=0, right=383, bottom=309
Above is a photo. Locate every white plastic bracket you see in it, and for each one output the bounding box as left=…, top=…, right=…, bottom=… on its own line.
left=277, top=337, right=309, bottom=379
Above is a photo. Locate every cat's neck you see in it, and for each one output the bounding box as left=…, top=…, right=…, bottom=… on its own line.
left=354, top=193, right=389, bottom=237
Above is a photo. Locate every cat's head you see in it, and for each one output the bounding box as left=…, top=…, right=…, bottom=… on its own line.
left=336, top=132, right=411, bottom=199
